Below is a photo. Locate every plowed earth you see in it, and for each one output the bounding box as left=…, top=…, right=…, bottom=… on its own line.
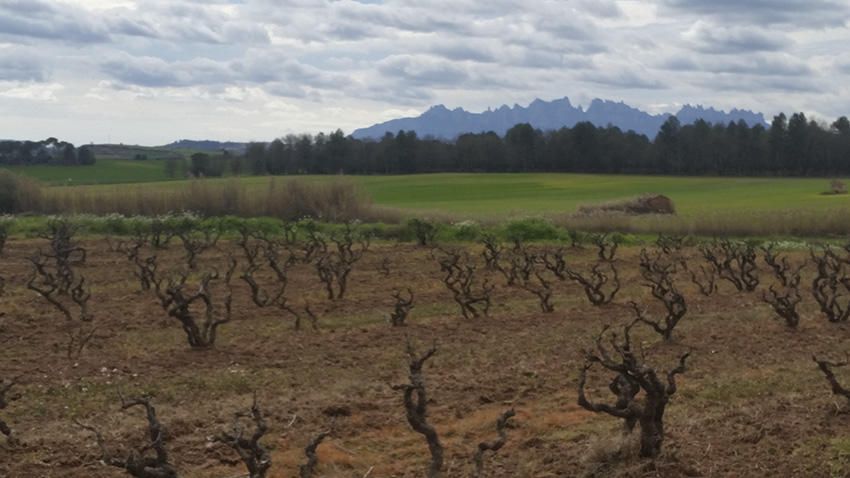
left=1, top=239, right=849, bottom=477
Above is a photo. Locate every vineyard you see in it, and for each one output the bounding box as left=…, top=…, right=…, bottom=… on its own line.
left=0, top=218, right=849, bottom=477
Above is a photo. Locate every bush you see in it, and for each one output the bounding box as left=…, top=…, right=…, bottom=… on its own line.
left=503, top=217, right=561, bottom=242
left=406, top=218, right=438, bottom=246
left=0, top=170, right=42, bottom=213
left=445, top=220, right=481, bottom=241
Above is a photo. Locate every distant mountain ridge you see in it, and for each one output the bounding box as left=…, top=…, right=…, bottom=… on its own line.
left=351, top=97, right=767, bottom=140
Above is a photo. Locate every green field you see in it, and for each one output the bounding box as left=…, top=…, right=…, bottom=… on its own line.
left=41, top=173, right=850, bottom=218
left=3, top=158, right=172, bottom=185
left=6, top=157, right=850, bottom=218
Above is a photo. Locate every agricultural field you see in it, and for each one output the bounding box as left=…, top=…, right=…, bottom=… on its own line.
left=4, top=153, right=850, bottom=218
left=3, top=158, right=172, bottom=186
left=1, top=220, right=850, bottom=477
left=36, top=173, right=850, bottom=218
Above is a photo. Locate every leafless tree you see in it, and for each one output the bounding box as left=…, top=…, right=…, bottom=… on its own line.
left=810, top=247, right=850, bottom=323
left=27, top=250, right=95, bottom=359
left=107, top=232, right=157, bottom=292
left=393, top=341, right=443, bottom=478
left=517, top=249, right=554, bottom=313
left=686, top=263, right=717, bottom=296
left=762, top=244, right=806, bottom=287
left=36, top=218, right=86, bottom=293
left=132, top=255, right=158, bottom=292
left=760, top=249, right=804, bottom=328
left=238, top=232, right=312, bottom=330
left=656, top=235, right=684, bottom=257
left=148, top=218, right=175, bottom=250
left=214, top=395, right=271, bottom=478
left=813, top=354, right=850, bottom=407
left=590, top=233, right=619, bottom=262
left=390, top=288, right=415, bottom=326
left=0, top=376, right=20, bottom=446
left=149, top=257, right=236, bottom=349
left=298, top=430, right=331, bottom=478
left=75, top=394, right=178, bottom=478
left=500, top=241, right=555, bottom=312
left=315, top=223, right=368, bottom=300
left=493, top=240, right=529, bottom=286
left=541, top=248, right=568, bottom=281
left=300, top=223, right=328, bottom=263
left=108, top=232, right=147, bottom=262
left=176, top=225, right=220, bottom=270
left=699, top=239, right=759, bottom=292
left=566, top=261, right=620, bottom=306
left=578, top=321, right=689, bottom=458
left=473, top=409, right=515, bottom=477
left=762, top=285, right=803, bottom=328
left=632, top=249, right=687, bottom=341
left=435, top=248, right=494, bottom=319
left=481, top=235, right=503, bottom=272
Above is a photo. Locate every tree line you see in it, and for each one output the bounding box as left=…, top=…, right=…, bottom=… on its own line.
left=0, top=138, right=96, bottom=166
left=179, top=112, right=850, bottom=178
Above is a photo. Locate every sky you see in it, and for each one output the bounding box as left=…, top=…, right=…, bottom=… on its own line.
left=0, top=0, right=848, bottom=145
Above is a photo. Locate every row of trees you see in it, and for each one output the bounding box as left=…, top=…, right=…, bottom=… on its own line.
left=0, top=138, right=95, bottom=166
left=178, top=113, right=850, bottom=177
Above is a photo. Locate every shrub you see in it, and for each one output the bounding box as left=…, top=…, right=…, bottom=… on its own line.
left=406, top=218, right=438, bottom=246
left=0, top=170, right=42, bottom=213
left=503, top=217, right=560, bottom=242
left=446, top=220, right=481, bottom=241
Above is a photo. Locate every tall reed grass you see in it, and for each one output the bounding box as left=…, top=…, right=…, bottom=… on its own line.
left=35, top=177, right=399, bottom=223
left=552, top=209, right=850, bottom=238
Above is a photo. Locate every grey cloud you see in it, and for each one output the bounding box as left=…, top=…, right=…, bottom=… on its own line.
left=0, top=0, right=269, bottom=45
left=574, top=0, right=622, bottom=18
left=662, top=0, right=850, bottom=27
left=100, top=49, right=349, bottom=97
left=661, top=53, right=812, bottom=77
left=377, top=55, right=470, bottom=86
left=0, top=50, right=47, bottom=82
left=694, top=75, right=823, bottom=93
left=684, top=21, right=788, bottom=54
left=0, top=0, right=108, bottom=43
left=579, top=69, right=667, bottom=90
left=100, top=54, right=231, bottom=88
left=428, top=42, right=498, bottom=63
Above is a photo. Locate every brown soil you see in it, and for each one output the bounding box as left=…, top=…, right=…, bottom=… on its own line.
left=1, top=239, right=849, bottom=477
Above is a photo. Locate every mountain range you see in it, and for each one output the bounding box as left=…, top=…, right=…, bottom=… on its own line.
left=351, top=97, right=767, bottom=140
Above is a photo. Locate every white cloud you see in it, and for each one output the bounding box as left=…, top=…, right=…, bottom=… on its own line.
left=0, top=81, right=63, bottom=101
left=0, top=0, right=845, bottom=144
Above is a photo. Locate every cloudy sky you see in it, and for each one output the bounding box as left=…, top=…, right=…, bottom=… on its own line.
left=0, top=0, right=848, bottom=145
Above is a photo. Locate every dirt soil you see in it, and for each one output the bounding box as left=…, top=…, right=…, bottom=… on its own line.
left=1, top=238, right=849, bottom=477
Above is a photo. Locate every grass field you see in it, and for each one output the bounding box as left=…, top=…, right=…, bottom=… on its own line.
left=3, top=158, right=172, bottom=185
left=41, top=172, right=850, bottom=218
